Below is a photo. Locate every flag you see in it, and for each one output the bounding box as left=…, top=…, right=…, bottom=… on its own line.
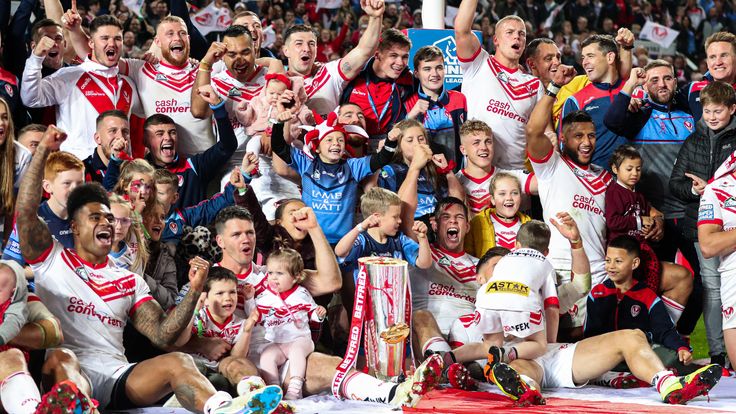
left=316, top=0, right=342, bottom=11
left=543, top=1, right=566, bottom=30
left=639, top=21, right=679, bottom=49
left=191, top=2, right=232, bottom=36
left=122, top=0, right=145, bottom=17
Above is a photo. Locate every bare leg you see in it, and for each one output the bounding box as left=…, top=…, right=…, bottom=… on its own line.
left=123, top=352, right=217, bottom=413
left=0, top=348, right=27, bottom=380
left=508, top=359, right=545, bottom=387
left=660, top=263, right=693, bottom=306
left=0, top=348, right=42, bottom=414
left=451, top=332, right=503, bottom=363
left=513, top=330, right=547, bottom=360
left=412, top=310, right=445, bottom=359
left=571, top=329, right=665, bottom=386
left=725, top=328, right=736, bottom=369
left=218, top=356, right=259, bottom=386
left=41, top=349, right=93, bottom=396
left=284, top=352, right=341, bottom=396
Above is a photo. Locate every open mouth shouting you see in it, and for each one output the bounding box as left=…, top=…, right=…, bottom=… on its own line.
left=446, top=226, right=460, bottom=243
left=104, top=47, right=118, bottom=62
left=95, top=227, right=113, bottom=248
left=150, top=223, right=163, bottom=239
left=160, top=141, right=176, bottom=160
left=232, top=60, right=251, bottom=77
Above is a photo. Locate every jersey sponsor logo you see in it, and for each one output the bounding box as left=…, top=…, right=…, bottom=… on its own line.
left=228, top=87, right=242, bottom=97
left=155, top=98, right=191, bottom=114
left=573, top=194, right=604, bottom=215
left=699, top=203, right=714, bottom=220
left=427, top=282, right=476, bottom=304
left=485, top=280, right=529, bottom=296
left=504, top=322, right=530, bottom=332
left=631, top=304, right=641, bottom=317
left=351, top=89, right=367, bottom=97
left=67, top=297, right=125, bottom=327
left=725, top=197, right=736, bottom=208
left=485, top=99, right=527, bottom=123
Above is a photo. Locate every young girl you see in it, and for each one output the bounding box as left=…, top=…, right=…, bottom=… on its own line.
left=255, top=248, right=326, bottom=400
left=375, top=119, right=464, bottom=220
left=606, top=145, right=690, bottom=324
left=108, top=193, right=147, bottom=275
left=0, top=97, right=30, bottom=243
left=271, top=111, right=397, bottom=244
left=235, top=74, right=312, bottom=221
left=113, top=158, right=156, bottom=214
left=465, top=173, right=531, bottom=258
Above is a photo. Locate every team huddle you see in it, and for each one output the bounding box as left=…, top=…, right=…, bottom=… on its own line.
left=0, top=0, right=735, bottom=412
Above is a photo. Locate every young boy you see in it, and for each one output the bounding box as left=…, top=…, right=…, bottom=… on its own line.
left=473, top=220, right=560, bottom=368
left=175, top=267, right=280, bottom=400
left=335, top=187, right=432, bottom=281
left=454, top=120, right=536, bottom=216
left=2, top=152, right=83, bottom=268
left=154, top=164, right=251, bottom=244
left=586, top=236, right=693, bottom=371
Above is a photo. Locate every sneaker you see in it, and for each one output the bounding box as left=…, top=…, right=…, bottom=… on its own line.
left=389, top=353, right=443, bottom=407
left=592, top=371, right=650, bottom=389
left=483, top=346, right=505, bottom=382
left=271, top=401, right=296, bottom=414
left=213, top=385, right=283, bottom=414
left=35, top=380, right=98, bottom=414
left=661, top=364, right=722, bottom=405
left=444, top=363, right=478, bottom=391
left=489, top=363, right=545, bottom=407
left=237, top=376, right=267, bottom=396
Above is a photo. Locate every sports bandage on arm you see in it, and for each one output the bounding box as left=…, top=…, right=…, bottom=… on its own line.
left=557, top=271, right=592, bottom=314
left=27, top=300, right=63, bottom=348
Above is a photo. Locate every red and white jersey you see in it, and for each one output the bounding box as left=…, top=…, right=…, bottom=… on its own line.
left=476, top=248, right=559, bottom=312
left=254, top=285, right=319, bottom=343
left=294, top=59, right=351, bottom=116
left=410, top=245, right=479, bottom=335
left=459, top=50, right=543, bottom=170
left=489, top=213, right=522, bottom=249
left=212, top=68, right=267, bottom=170
left=530, top=148, right=612, bottom=284
left=699, top=174, right=736, bottom=273
left=191, top=306, right=246, bottom=368
left=21, top=55, right=143, bottom=160
left=125, top=59, right=215, bottom=156
left=27, top=241, right=153, bottom=377
left=456, top=167, right=534, bottom=215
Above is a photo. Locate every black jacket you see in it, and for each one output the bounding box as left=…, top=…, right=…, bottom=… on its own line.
left=670, top=117, right=736, bottom=240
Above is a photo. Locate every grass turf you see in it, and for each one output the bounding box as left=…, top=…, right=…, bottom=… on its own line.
left=689, top=315, right=709, bottom=360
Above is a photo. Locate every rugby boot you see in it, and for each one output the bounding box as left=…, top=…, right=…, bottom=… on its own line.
left=390, top=353, right=443, bottom=407
left=424, top=350, right=478, bottom=391
left=35, top=380, right=98, bottom=414
left=661, top=364, right=722, bottom=405
left=213, top=385, right=282, bottom=414
left=483, top=346, right=505, bottom=382
left=489, top=362, right=545, bottom=407
left=592, top=371, right=650, bottom=389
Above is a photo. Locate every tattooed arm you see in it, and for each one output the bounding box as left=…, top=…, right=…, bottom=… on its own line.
left=340, top=0, right=384, bottom=80
left=17, top=127, right=66, bottom=262
left=130, top=256, right=210, bottom=349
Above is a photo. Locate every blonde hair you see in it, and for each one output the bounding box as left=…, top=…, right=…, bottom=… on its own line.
left=114, top=158, right=156, bottom=212
left=157, top=16, right=187, bottom=33
left=490, top=172, right=522, bottom=195
left=361, top=187, right=401, bottom=217
left=267, top=248, right=306, bottom=283
left=0, top=98, right=16, bottom=215
left=108, top=193, right=149, bottom=273
left=705, top=31, right=736, bottom=55
left=459, top=119, right=493, bottom=142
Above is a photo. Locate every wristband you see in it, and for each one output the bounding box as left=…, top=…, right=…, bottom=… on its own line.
left=237, top=187, right=248, bottom=195
left=239, top=168, right=254, bottom=184
left=198, top=68, right=211, bottom=73
left=621, top=45, right=634, bottom=50
left=435, top=160, right=457, bottom=175
left=356, top=223, right=365, bottom=233
left=546, top=82, right=561, bottom=97
left=199, top=60, right=212, bottom=70
left=209, top=100, right=225, bottom=110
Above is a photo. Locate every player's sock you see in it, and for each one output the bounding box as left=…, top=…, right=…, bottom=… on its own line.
left=340, top=371, right=396, bottom=403
left=652, top=370, right=677, bottom=394
left=236, top=375, right=266, bottom=396
left=661, top=296, right=685, bottom=323
left=0, top=372, right=41, bottom=414
left=422, top=337, right=451, bottom=355
left=284, top=376, right=304, bottom=400
left=503, top=346, right=518, bottom=362
left=203, top=391, right=232, bottom=414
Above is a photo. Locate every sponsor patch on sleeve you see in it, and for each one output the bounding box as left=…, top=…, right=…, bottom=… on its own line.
left=699, top=203, right=714, bottom=220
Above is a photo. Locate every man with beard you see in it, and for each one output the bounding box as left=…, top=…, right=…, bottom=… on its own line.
left=604, top=60, right=700, bottom=337
left=83, top=110, right=130, bottom=184
left=337, top=102, right=370, bottom=157
left=199, top=205, right=443, bottom=408
left=284, top=0, right=386, bottom=116
left=16, top=127, right=284, bottom=413
left=21, top=15, right=142, bottom=160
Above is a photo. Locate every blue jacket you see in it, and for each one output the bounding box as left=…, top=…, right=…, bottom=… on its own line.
left=603, top=91, right=695, bottom=217
left=562, top=78, right=627, bottom=168
left=162, top=183, right=241, bottom=244
left=585, top=279, right=690, bottom=352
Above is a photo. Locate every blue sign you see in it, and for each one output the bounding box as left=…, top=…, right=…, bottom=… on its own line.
left=406, top=29, right=484, bottom=91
